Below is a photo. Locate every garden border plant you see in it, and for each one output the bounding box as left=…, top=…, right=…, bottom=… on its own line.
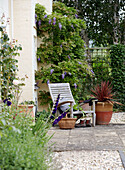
left=0, top=102, right=52, bottom=169
left=0, top=16, right=53, bottom=169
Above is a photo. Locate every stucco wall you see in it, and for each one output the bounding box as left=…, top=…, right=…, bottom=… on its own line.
left=0, top=0, right=9, bottom=34
left=0, top=0, right=9, bottom=16
left=36, top=0, right=52, bottom=14
left=13, top=0, right=36, bottom=104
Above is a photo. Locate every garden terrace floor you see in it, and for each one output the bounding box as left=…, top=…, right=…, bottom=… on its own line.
left=47, top=112, right=125, bottom=169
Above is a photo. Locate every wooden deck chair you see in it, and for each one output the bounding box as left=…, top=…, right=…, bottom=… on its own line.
left=48, top=83, right=96, bottom=126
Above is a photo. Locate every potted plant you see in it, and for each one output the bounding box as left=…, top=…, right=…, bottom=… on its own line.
left=18, top=101, right=35, bottom=118
left=91, top=81, right=122, bottom=125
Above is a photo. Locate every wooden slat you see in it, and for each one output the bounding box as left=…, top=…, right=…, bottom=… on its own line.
left=48, top=83, right=75, bottom=104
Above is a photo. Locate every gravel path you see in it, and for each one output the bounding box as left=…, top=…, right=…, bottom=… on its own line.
left=49, top=150, right=124, bottom=170
left=48, top=112, right=125, bottom=170
left=110, top=112, right=125, bottom=124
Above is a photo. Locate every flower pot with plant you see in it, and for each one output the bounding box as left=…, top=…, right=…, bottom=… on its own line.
left=91, top=81, right=122, bottom=125
left=18, top=101, right=35, bottom=118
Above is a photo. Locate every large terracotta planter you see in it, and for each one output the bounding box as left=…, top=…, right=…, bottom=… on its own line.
left=95, top=102, right=113, bottom=125
left=58, top=118, right=77, bottom=129
left=18, top=105, right=34, bottom=118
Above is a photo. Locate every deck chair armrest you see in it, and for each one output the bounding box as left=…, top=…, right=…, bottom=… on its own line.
left=57, top=100, right=73, bottom=108
left=91, top=100, right=98, bottom=106
left=92, top=100, right=98, bottom=102
left=79, top=99, right=98, bottom=106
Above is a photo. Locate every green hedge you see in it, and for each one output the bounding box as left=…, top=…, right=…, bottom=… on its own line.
left=110, top=44, right=125, bottom=111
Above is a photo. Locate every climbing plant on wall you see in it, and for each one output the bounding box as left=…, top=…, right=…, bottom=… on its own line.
left=110, top=44, right=125, bottom=111
left=35, top=2, right=94, bottom=102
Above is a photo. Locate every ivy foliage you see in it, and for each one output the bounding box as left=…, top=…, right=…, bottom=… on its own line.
left=92, top=51, right=111, bottom=84
left=0, top=26, right=22, bottom=100
left=110, top=44, right=125, bottom=111
left=35, top=2, right=94, bottom=102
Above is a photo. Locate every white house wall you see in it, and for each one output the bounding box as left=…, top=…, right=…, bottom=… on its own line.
left=0, top=0, right=9, bottom=34
left=36, top=0, right=52, bottom=14
left=0, top=0, right=52, bottom=113
left=13, top=0, right=36, bottom=104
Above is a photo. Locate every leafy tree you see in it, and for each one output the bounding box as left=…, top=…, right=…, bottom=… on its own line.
left=56, top=0, right=125, bottom=46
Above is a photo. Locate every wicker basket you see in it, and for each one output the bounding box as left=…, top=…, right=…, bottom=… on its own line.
left=58, top=118, right=77, bottom=129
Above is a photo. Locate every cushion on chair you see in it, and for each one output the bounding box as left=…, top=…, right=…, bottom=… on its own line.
left=58, top=97, right=70, bottom=112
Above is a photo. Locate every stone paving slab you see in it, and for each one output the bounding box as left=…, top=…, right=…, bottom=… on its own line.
left=67, top=137, right=95, bottom=150
left=48, top=124, right=125, bottom=152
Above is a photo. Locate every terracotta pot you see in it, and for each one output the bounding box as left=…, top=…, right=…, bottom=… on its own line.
left=58, top=118, right=77, bottom=129
left=95, top=102, right=113, bottom=125
left=18, top=105, right=34, bottom=118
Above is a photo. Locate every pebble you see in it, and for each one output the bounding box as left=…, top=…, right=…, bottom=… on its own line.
left=48, top=112, right=125, bottom=170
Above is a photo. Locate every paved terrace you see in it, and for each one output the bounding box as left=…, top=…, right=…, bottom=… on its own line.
left=47, top=113, right=125, bottom=169
left=48, top=124, right=125, bottom=152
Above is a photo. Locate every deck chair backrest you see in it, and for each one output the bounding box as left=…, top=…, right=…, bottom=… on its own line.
left=48, top=83, right=75, bottom=104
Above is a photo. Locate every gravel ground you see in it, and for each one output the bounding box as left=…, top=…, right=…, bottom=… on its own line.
left=49, top=150, right=124, bottom=170
left=110, top=112, right=125, bottom=124
left=48, top=112, right=125, bottom=170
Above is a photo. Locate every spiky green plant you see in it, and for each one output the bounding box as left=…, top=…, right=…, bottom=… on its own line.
left=91, top=81, right=122, bottom=105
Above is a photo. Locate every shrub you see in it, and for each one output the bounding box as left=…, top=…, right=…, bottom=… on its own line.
left=36, top=110, right=51, bottom=121
left=92, top=52, right=111, bottom=84
left=110, top=44, right=125, bottom=111
left=0, top=129, right=49, bottom=170
left=0, top=104, right=52, bottom=169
